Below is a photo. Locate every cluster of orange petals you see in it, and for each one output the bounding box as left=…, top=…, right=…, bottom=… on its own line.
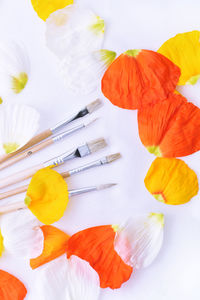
left=0, top=270, right=27, bottom=300
left=66, top=225, right=133, bottom=289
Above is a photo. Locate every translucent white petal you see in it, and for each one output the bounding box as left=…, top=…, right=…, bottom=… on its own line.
left=66, top=255, right=100, bottom=300
left=0, top=104, right=40, bottom=155
left=0, top=209, right=43, bottom=258
left=0, top=41, right=30, bottom=99
left=114, top=213, right=164, bottom=269
left=60, top=49, right=116, bottom=94
left=34, top=255, right=100, bottom=300
left=46, top=4, right=105, bottom=59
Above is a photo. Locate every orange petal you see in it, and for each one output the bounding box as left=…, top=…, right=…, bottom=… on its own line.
left=66, top=225, right=133, bottom=289
left=144, top=158, right=199, bottom=205
left=30, top=225, right=70, bottom=269
left=101, top=49, right=180, bottom=109
left=138, top=93, right=200, bottom=157
left=0, top=270, right=27, bottom=300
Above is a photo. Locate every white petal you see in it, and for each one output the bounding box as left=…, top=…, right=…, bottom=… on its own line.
left=114, top=213, right=164, bottom=269
left=0, top=104, right=40, bottom=155
left=60, top=49, right=116, bottom=95
left=0, top=209, right=43, bottom=258
left=0, top=41, right=30, bottom=99
left=66, top=255, right=100, bottom=300
left=34, top=255, right=100, bottom=300
left=46, top=4, right=105, bottom=59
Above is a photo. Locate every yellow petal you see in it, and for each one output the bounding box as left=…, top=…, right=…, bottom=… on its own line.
left=158, top=31, right=200, bottom=85
left=0, top=230, right=4, bottom=257
left=31, top=0, right=74, bottom=21
left=26, top=168, right=69, bottom=224
left=144, top=158, right=199, bottom=205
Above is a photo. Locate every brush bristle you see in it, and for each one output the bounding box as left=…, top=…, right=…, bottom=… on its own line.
left=106, top=153, right=121, bottom=163
left=88, top=138, right=107, bottom=153
left=87, top=99, right=102, bottom=113
left=97, top=183, right=117, bottom=190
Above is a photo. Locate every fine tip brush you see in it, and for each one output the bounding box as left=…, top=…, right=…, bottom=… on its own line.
left=0, top=183, right=117, bottom=215
left=0, top=98, right=102, bottom=164
left=0, top=138, right=107, bottom=190
left=0, top=153, right=121, bottom=200
left=0, top=117, right=98, bottom=171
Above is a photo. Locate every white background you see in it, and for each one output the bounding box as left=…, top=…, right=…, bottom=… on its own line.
left=0, top=0, right=200, bottom=299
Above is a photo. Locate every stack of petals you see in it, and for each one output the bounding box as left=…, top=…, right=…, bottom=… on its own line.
left=26, top=212, right=164, bottom=298
left=101, top=31, right=200, bottom=206
left=44, top=4, right=116, bottom=94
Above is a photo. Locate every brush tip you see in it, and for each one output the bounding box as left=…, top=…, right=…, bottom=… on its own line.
left=87, top=99, right=102, bottom=113
left=88, top=138, right=107, bottom=153
left=97, top=183, right=117, bottom=190
left=106, top=153, right=121, bottom=163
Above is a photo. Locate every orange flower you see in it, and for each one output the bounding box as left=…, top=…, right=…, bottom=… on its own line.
left=0, top=270, right=27, bottom=300
left=30, top=225, right=70, bottom=269
left=66, top=225, right=133, bottom=289
left=138, top=93, right=200, bottom=157
left=144, top=158, right=199, bottom=205
left=101, top=49, right=180, bottom=109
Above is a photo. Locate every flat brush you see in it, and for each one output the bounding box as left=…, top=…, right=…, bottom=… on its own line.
left=0, top=98, right=102, bottom=164
left=0, top=183, right=117, bottom=214
left=0, top=153, right=121, bottom=200
left=0, top=138, right=107, bottom=189
left=0, top=118, right=97, bottom=171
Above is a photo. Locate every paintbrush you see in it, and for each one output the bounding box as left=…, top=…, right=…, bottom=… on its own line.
left=0, top=183, right=117, bottom=214
left=0, top=153, right=121, bottom=200
left=0, top=118, right=97, bottom=171
left=0, top=138, right=107, bottom=189
left=0, top=99, right=102, bottom=164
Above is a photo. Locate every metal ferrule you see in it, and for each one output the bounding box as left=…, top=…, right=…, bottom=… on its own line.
left=50, top=114, right=78, bottom=134
left=43, top=150, right=77, bottom=168
left=68, top=157, right=108, bottom=176
left=52, top=123, right=85, bottom=143
left=68, top=186, right=97, bottom=197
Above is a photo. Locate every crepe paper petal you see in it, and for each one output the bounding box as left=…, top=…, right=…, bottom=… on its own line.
left=60, top=49, right=116, bottom=95
left=34, top=255, right=100, bottom=300
left=144, top=158, right=199, bottom=205
left=0, top=230, right=4, bottom=257
left=46, top=5, right=105, bottom=59
left=31, top=0, right=73, bottom=21
left=101, top=49, right=180, bottom=110
left=30, top=225, right=70, bottom=269
left=0, top=41, right=30, bottom=101
left=0, top=270, right=27, bottom=300
left=67, top=225, right=133, bottom=289
left=138, top=93, right=200, bottom=157
left=0, top=209, right=43, bottom=258
left=158, top=31, right=200, bottom=85
left=0, top=104, right=40, bottom=155
left=114, top=213, right=164, bottom=269
left=25, top=168, right=69, bottom=225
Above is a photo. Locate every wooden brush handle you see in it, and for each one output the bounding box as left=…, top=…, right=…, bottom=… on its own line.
left=0, top=171, right=70, bottom=200
left=0, top=163, right=45, bottom=189
left=0, top=129, right=52, bottom=164
left=0, top=185, right=28, bottom=200
left=0, top=201, right=26, bottom=214
left=0, top=138, right=54, bottom=171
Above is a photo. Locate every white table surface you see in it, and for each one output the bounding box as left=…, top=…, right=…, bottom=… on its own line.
left=0, top=0, right=200, bottom=299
